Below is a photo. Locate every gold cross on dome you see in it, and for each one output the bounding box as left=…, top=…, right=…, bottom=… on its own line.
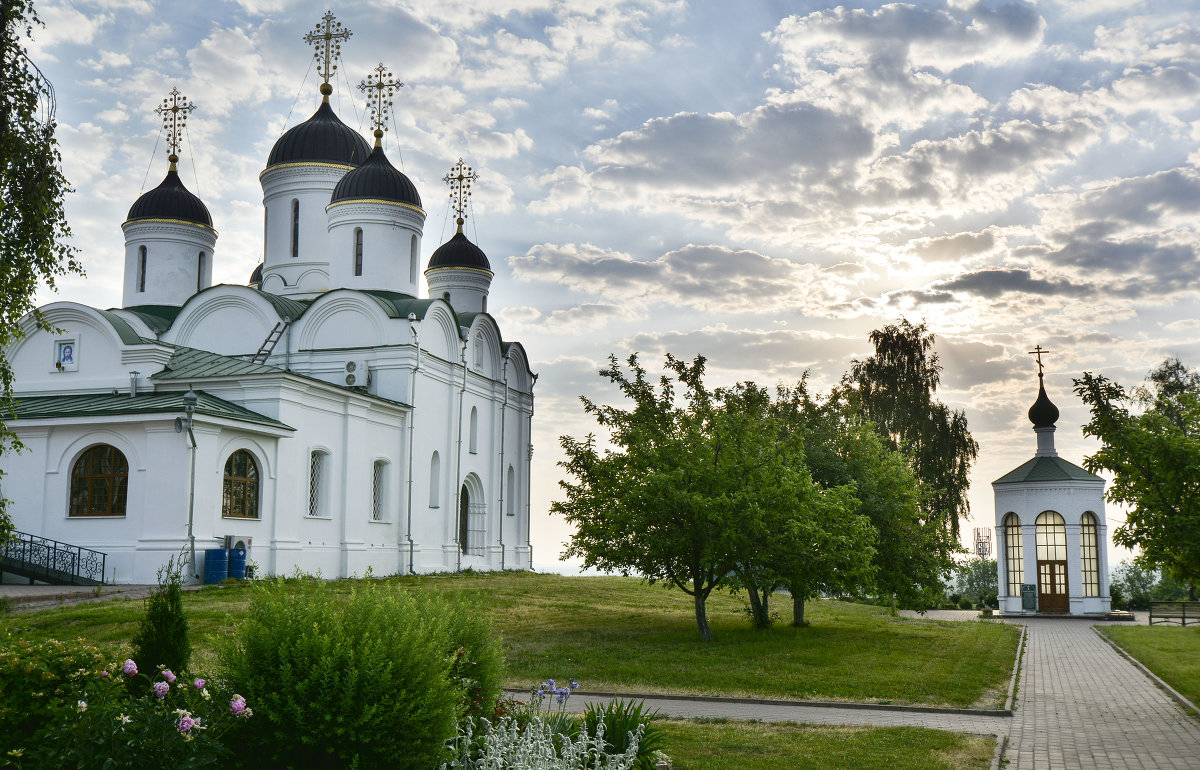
left=358, top=64, right=403, bottom=146
left=1028, top=345, right=1051, bottom=376
left=155, top=87, right=195, bottom=169
left=304, top=11, right=352, bottom=91
left=442, top=158, right=478, bottom=233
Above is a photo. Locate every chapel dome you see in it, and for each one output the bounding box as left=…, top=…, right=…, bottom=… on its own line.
left=125, top=169, right=212, bottom=227
left=249, top=262, right=263, bottom=286
left=329, top=146, right=422, bottom=207
left=1028, top=378, right=1060, bottom=428
left=428, top=230, right=491, bottom=272
left=266, top=101, right=372, bottom=169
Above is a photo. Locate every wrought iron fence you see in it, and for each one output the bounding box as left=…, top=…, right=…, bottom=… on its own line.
left=1, top=530, right=106, bottom=585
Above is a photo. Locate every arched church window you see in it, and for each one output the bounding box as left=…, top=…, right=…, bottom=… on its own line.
left=469, top=406, right=478, bottom=453
left=222, top=450, right=260, bottom=519
left=429, top=451, right=440, bottom=507
left=308, top=449, right=328, bottom=516
left=410, top=234, right=418, bottom=284
left=354, top=229, right=363, bottom=276
left=1003, top=513, right=1022, bottom=596
left=291, top=199, right=300, bottom=258
left=459, top=486, right=470, bottom=555
left=197, top=251, right=206, bottom=294
left=371, top=459, right=387, bottom=521
left=69, top=444, right=129, bottom=517
left=1080, top=512, right=1100, bottom=597
left=137, top=246, right=147, bottom=293
left=506, top=465, right=515, bottom=517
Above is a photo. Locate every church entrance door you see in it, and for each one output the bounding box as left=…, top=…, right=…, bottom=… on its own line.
left=1037, top=560, right=1069, bottom=613
left=1035, top=511, right=1069, bottom=613
left=459, top=486, right=470, bottom=556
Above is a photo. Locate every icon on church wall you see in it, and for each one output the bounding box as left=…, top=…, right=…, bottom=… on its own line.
left=55, top=339, right=79, bottom=372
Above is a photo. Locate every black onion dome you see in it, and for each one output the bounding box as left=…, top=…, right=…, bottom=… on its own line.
left=330, top=146, right=422, bottom=207
left=1028, top=377, right=1060, bottom=428
left=126, top=169, right=212, bottom=227
left=267, top=101, right=372, bottom=168
left=249, top=263, right=263, bottom=286
left=428, top=230, right=491, bottom=271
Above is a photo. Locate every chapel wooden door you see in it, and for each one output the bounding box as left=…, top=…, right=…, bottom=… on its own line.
left=1037, top=560, right=1069, bottom=613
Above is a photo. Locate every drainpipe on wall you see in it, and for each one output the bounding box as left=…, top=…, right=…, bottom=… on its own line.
left=498, top=357, right=509, bottom=570
left=453, top=336, right=468, bottom=573
left=182, top=387, right=198, bottom=580
left=405, top=315, right=419, bottom=574
left=526, top=373, right=537, bottom=569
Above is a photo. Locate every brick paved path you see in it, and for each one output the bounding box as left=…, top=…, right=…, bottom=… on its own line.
left=1008, top=619, right=1200, bottom=769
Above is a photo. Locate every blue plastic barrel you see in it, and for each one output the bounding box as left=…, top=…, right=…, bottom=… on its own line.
left=228, top=548, right=247, bottom=580
left=203, top=548, right=228, bottom=585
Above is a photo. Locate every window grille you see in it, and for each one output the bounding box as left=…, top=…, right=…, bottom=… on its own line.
left=372, top=460, right=386, bottom=521
left=1080, top=512, right=1099, bottom=597
left=222, top=450, right=260, bottom=519
left=468, top=502, right=486, bottom=556
left=1003, top=513, right=1022, bottom=596
left=70, top=445, right=129, bottom=516
left=308, top=451, right=325, bottom=516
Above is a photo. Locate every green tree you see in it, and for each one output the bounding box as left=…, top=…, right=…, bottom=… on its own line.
left=1075, top=360, right=1200, bottom=595
left=555, top=354, right=866, bottom=641
left=1110, top=560, right=1158, bottom=610
left=843, top=319, right=978, bottom=540
left=775, top=382, right=955, bottom=616
left=954, top=558, right=998, bottom=608
left=718, top=382, right=875, bottom=629
left=0, top=0, right=84, bottom=541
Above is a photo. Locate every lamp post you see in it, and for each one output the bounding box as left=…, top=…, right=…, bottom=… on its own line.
left=181, top=388, right=198, bottom=580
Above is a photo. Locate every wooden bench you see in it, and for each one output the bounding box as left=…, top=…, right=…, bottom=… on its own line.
left=1149, top=600, right=1200, bottom=626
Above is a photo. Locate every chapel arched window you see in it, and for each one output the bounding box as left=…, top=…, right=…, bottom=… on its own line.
left=1003, top=513, right=1022, bottom=596
left=1080, top=512, right=1100, bottom=597
left=469, top=406, right=479, bottom=453
left=222, top=450, right=260, bottom=519
left=69, top=445, right=129, bottom=517
left=354, top=228, right=363, bottom=276
left=137, top=246, right=147, bottom=293
left=291, top=199, right=300, bottom=258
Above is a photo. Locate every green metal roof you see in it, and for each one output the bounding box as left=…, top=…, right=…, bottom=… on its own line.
left=117, top=305, right=183, bottom=333
left=255, top=290, right=310, bottom=321
left=9, top=391, right=293, bottom=430
left=357, top=290, right=439, bottom=321
left=96, top=309, right=148, bottom=345
left=151, top=346, right=285, bottom=381
left=993, top=455, right=1102, bottom=485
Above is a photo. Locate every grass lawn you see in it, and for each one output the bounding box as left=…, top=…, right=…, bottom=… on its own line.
left=656, top=719, right=996, bottom=770
left=1, top=571, right=1019, bottom=708
left=1096, top=624, right=1200, bottom=709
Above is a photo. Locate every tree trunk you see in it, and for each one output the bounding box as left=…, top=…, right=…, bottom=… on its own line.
left=793, top=592, right=806, bottom=627
left=747, top=584, right=771, bottom=629
left=694, top=590, right=714, bottom=642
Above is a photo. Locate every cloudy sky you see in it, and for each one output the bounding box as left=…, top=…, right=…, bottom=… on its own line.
left=27, top=0, right=1200, bottom=572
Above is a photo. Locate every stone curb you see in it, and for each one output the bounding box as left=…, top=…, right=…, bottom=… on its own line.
left=502, top=687, right=1012, bottom=717
left=1004, top=624, right=1026, bottom=712
left=1092, top=626, right=1200, bottom=717
left=990, top=733, right=1009, bottom=770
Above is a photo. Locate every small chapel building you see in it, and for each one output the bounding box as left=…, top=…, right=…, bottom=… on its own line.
left=993, top=359, right=1111, bottom=615
left=0, top=15, right=534, bottom=585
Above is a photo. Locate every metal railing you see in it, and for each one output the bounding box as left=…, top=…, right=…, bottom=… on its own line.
left=1, top=530, right=106, bottom=586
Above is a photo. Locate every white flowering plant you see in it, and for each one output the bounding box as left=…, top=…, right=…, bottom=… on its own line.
left=441, top=715, right=644, bottom=770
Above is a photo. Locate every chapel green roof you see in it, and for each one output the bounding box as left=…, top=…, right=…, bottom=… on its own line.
left=8, top=391, right=292, bottom=430
left=118, top=305, right=183, bottom=334
left=992, top=455, right=1102, bottom=485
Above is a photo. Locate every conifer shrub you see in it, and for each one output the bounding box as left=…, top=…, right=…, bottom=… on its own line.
left=219, top=577, right=500, bottom=770
left=129, top=554, right=191, bottom=680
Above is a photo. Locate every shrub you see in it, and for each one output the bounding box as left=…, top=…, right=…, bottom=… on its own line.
left=219, top=577, right=496, bottom=769
left=15, top=661, right=250, bottom=770
left=583, top=699, right=666, bottom=770
left=957, top=597, right=974, bottom=610
left=443, top=597, right=507, bottom=718
left=0, top=637, right=109, bottom=742
left=130, top=553, right=191, bottom=679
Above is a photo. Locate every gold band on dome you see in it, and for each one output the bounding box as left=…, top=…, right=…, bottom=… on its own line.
left=260, top=161, right=358, bottom=179
left=425, top=265, right=493, bottom=277
left=122, top=217, right=218, bottom=235
left=326, top=199, right=425, bottom=216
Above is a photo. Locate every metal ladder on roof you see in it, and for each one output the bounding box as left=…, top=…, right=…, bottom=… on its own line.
left=250, top=321, right=287, bottom=364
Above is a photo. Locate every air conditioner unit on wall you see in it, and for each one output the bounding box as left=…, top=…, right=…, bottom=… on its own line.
left=223, top=535, right=253, bottom=551
left=344, top=359, right=370, bottom=388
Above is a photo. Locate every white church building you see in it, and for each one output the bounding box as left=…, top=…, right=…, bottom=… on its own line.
left=993, top=356, right=1111, bottom=615
left=0, top=17, right=534, bottom=585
